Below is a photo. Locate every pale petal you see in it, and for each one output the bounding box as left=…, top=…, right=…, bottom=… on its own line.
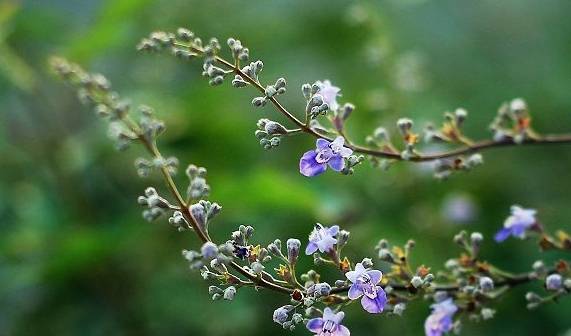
left=339, top=147, right=353, bottom=157
left=348, top=284, right=363, bottom=300
left=366, top=270, right=383, bottom=285
left=305, top=242, right=318, bottom=255
left=345, top=270, right=358, bottom=283
left=322, top=308, right=335, bottom=321
left=317, top=236, right=337, bottom=252
left=328, top=225, right=339, bottom=236
left=336, top=325, right=350, bottom=336
left=333, top=311, right=345, bottom=324
left=354, top=262, right=366, bottom=274
left=332, top=136, right=345, bottom=148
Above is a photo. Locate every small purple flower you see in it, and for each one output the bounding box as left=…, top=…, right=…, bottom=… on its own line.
left=300, top=137, right=353, bottom=177
left=316, top=80, right=341, bottom=111
left=305, top=224, right=339, bottom=255
left=424, top=299, right=458, bottom=336
left=306, top=307, right=350, bottom=336
left=494, top=205, right=537, bottom=242
left=345, top=262, right=387, bottom=314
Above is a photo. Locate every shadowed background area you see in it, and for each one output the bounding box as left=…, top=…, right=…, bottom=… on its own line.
left=1, top=0, right=571, bottom=335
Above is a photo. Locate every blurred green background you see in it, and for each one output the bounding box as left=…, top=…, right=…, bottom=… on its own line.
left=1, top=0, right=571, bottom=335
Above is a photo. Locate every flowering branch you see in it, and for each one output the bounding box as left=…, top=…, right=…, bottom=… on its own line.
left=50, top=26, right=571, bottom=336
left=136, top=29, right=571, bottom=178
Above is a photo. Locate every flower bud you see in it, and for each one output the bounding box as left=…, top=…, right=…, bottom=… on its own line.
left=201, top=242, right=218, bottom=260
left=273, top=305, right=292, bottom=324
left=525, top=292, right=541, bottom=303
left=393, top=303, right=406, bottom=316
left=251, top=261, right=265, bottom=274
left=337, top=230, right=350, bottom=247
left=223, top=286, right=236, bottom=300
left=313, top=282, right=331, bottom=297
left=411, top=276, right=423, bottom=288
left=481, top=308, right=495, bottom=320
left=470, top=232, right=483, bottom=245
left=378, top=249, right=394, bottom=262
left=361, top=258, right=374, bottom=268
left=286, top=238, right=301, bottom=264
left=545, top=274, right=563, bottom=291
left=564, top=279, right=571, bottom=290
left=397, top=118, right=413, bottom=135
left=532, top=260, right=546, bottom=274
left=479, top=277, right=494, bottom=292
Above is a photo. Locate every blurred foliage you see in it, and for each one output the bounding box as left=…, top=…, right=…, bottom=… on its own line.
left=1, top=0, right=571, bottom=335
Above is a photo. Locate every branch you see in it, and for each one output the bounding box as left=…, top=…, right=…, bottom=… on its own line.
left=172, top=42, right=571, bottom=163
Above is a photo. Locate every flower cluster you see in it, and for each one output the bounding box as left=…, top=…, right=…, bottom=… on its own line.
left=51, top=27, right=571, bottom=336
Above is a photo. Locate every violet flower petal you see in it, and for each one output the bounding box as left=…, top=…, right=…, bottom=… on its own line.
left=366, top=270, right=383, bottom=285
left=305, top=242, right=318, bottom=255
left=316, top=138, right=330, bottom=150
left=300, top=150, right=327, bottom=177
left=360, top=287, right=387, bottom=314
left=328, top=155, right=345, bottom=171
left=494, top=227, right=512, bottom=242
left=306, top=318, right=324, bottom=333
left=348, top=284, right=363, bottom=300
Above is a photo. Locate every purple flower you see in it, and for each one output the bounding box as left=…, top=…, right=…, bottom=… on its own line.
left=494, top=205, right=537, bottom=242
left=424, top=299, right=458, bottom=336
left=305, top=224, right=339, bottom=255
left=345, top=262, right=387, bottom=314
left=300, top=137, right=353, bottom=177
left=306, top=307, right=350, bottom=336
left=316, top=80, right=341, bottom=111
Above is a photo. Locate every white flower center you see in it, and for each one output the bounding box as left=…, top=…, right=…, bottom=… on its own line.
left=321, top=320, right=337, bottom=334
left=358, top=273, right=377, bottom=299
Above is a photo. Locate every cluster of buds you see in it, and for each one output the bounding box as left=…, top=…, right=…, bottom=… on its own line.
left=209, top=285, right=237, bottom=301
left=252, top=77, right=287, bottom=107
left=273, top=305, right=304, bottom=331
left=137, top=187, right=173, bottom=221
left=137, top=105, right=166, bottom=142
left=51, top=58, right=142, bottom=150
left=302, top=83, right=329, bottom=119
left=202, top=62, right=227, bottom=86
left=190, top=200, right=221, bottom=231
left=183, top=241, right=235, bottom=273
left=255, top=118, right=288, bottom=149
left=433, top=154, right=483, bottom=180
left=135, top=156, right=179, bottom=177
left=490, top=98, right=537, bottom=144
left=332, top=102, right=355, bottom=132
left=136, top=31, right=175, bottom=52
left=185, top=164, right=210, bottom=200
left=424, top=108, right=472, bottom=145
left=526, top=261, right=571, bottom=309
left=227, top=38, right=250, bottom=63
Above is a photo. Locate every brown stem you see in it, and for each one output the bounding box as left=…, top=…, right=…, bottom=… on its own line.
left=174, top=42, right=571, bottom=163
left=124, top=118, right=294, bottom=295
left=329, top=270, right=538, bottom=295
